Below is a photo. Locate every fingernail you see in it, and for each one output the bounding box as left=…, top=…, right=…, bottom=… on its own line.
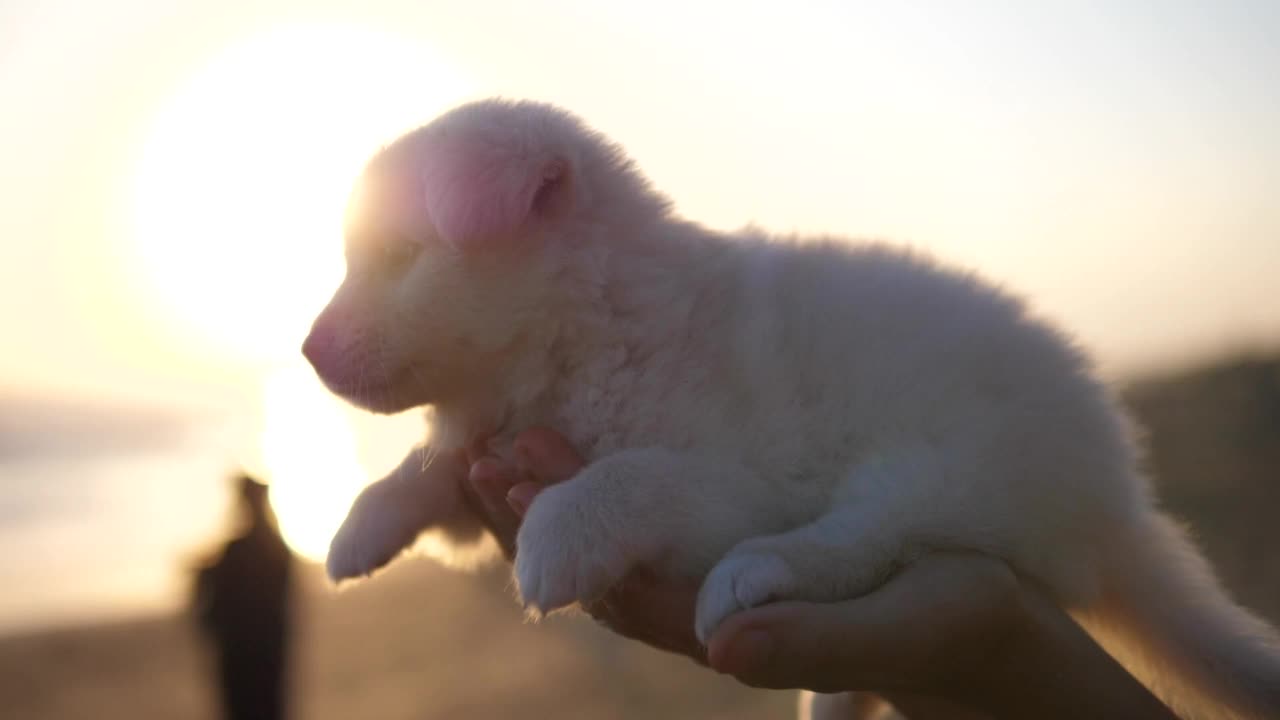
left=507, top=483, right=538, bottom=516
left=718, top=630, right=775, bottom=676
left=468, top=459, right=494, bottom=488
left=470, top=459, right=513, bottom=500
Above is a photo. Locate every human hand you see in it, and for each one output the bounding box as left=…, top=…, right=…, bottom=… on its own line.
left=464, top=427, right=706, bottom=662
left=466, top=429, right=1176, bottom=719
left=464, top=429, right=1021, bottom=688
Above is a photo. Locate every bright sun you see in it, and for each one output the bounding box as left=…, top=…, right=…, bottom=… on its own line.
left=131, top=24, right=469, bottom=560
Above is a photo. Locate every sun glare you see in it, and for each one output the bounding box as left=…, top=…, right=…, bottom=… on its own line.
left=257, top=364, right=367, bottom=561
left=130, top=24, right=468, bottom=560
left=131, top=23, right=469, bottom=365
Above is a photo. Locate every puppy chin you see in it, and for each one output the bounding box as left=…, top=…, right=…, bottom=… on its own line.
left=324, top=376, right=423, bottom=415
left=346, top=390, right=418, bottom=415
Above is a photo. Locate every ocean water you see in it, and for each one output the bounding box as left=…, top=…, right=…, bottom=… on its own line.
left=0, top=376, right=426, bottom=635
left=0, top=413, right=233, bottom=634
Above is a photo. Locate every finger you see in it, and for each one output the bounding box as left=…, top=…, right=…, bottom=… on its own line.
left=707, top=600, right=885, bottom=692
left=707, top=555, right=1022, bottom=693
left=514, top=427, right=586, bottom=483
left=712, top=596, right=933, bottom=693
left=506, top=481, right=540, bottom=517
left=467, top=458, right=523, bottom=554
left=587, top=570, right=705, bottom=663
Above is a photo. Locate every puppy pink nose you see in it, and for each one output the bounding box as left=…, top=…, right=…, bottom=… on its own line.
left=302, top=324, right=337, bottom=377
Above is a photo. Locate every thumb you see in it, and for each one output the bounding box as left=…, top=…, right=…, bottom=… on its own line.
left=707, top=600, right=901, bottom=693
left=705, top=555, right=1024, bottom=694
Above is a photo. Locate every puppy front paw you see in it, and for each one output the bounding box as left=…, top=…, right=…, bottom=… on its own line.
left=326, top=486, right=421, bottom=581
left=513, top=483, right=632, bottom=616
left=695, top=550, right=797, bottom=644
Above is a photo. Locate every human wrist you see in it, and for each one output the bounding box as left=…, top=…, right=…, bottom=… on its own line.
left=956, top=585, right=1177, bottom=719
left=902, top=578, right=1043, bottom=715
left=962, top=586, right=1065, bottom=712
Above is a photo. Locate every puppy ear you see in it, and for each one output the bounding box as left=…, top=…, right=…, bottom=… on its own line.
left=422, top=140, right=569, bottom=249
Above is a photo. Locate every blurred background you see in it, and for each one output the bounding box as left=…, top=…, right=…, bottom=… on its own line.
left=1, top=1, right=1277, bottom=718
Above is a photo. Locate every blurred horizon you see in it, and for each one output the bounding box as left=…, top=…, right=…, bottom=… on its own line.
left=2, top=0, right=1279, bottom=640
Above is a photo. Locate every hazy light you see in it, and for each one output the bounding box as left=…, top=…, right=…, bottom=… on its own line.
left=130, top=23, right=469, bottom=365
left=257, top=363, right=366, bottom=561
left=129, top=23, right=469, bottom=559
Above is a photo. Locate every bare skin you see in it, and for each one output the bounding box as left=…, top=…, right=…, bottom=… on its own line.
left=464, top=427, right=1179, bottom=720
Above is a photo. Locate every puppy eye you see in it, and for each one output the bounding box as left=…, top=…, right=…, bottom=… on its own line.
left=381, top=238, right=421, bottom=269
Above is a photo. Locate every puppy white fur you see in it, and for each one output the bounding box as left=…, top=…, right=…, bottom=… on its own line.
left=303, top=100, right=1280, bottom=719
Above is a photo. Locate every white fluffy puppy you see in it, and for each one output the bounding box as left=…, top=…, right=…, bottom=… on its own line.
left=303, top=100, right=1279, bottom=719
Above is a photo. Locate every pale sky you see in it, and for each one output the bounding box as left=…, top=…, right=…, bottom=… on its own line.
left=3, top=0, right=1279, bottom=407
left=1, top=1, right=1278, bottom=629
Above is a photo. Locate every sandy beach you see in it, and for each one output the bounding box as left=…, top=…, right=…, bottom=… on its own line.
left=0, top=560, right=795, bottom=720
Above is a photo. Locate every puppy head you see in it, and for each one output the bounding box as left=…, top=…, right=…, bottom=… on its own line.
left=302, top=100, right=625, bottom=413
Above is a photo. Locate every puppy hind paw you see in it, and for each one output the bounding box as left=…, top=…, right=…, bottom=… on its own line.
left=695, top=551, right=796, bottom=645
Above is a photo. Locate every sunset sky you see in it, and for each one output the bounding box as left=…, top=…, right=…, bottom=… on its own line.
left=1, top=0, right=1278, bottom=630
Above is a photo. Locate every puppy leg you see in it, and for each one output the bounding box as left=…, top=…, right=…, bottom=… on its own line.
left=327, top=446, right=474, bottom=581
left=695, top=450, right=950, bottom=642
left=514, top=448, right=787, bottom=615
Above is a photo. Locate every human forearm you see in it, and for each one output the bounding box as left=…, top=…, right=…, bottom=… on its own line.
left=958, top=588, right=1178, bottom=720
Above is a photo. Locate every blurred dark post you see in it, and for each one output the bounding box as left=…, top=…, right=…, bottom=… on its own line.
left=192, top=474, right=295, bottom=720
